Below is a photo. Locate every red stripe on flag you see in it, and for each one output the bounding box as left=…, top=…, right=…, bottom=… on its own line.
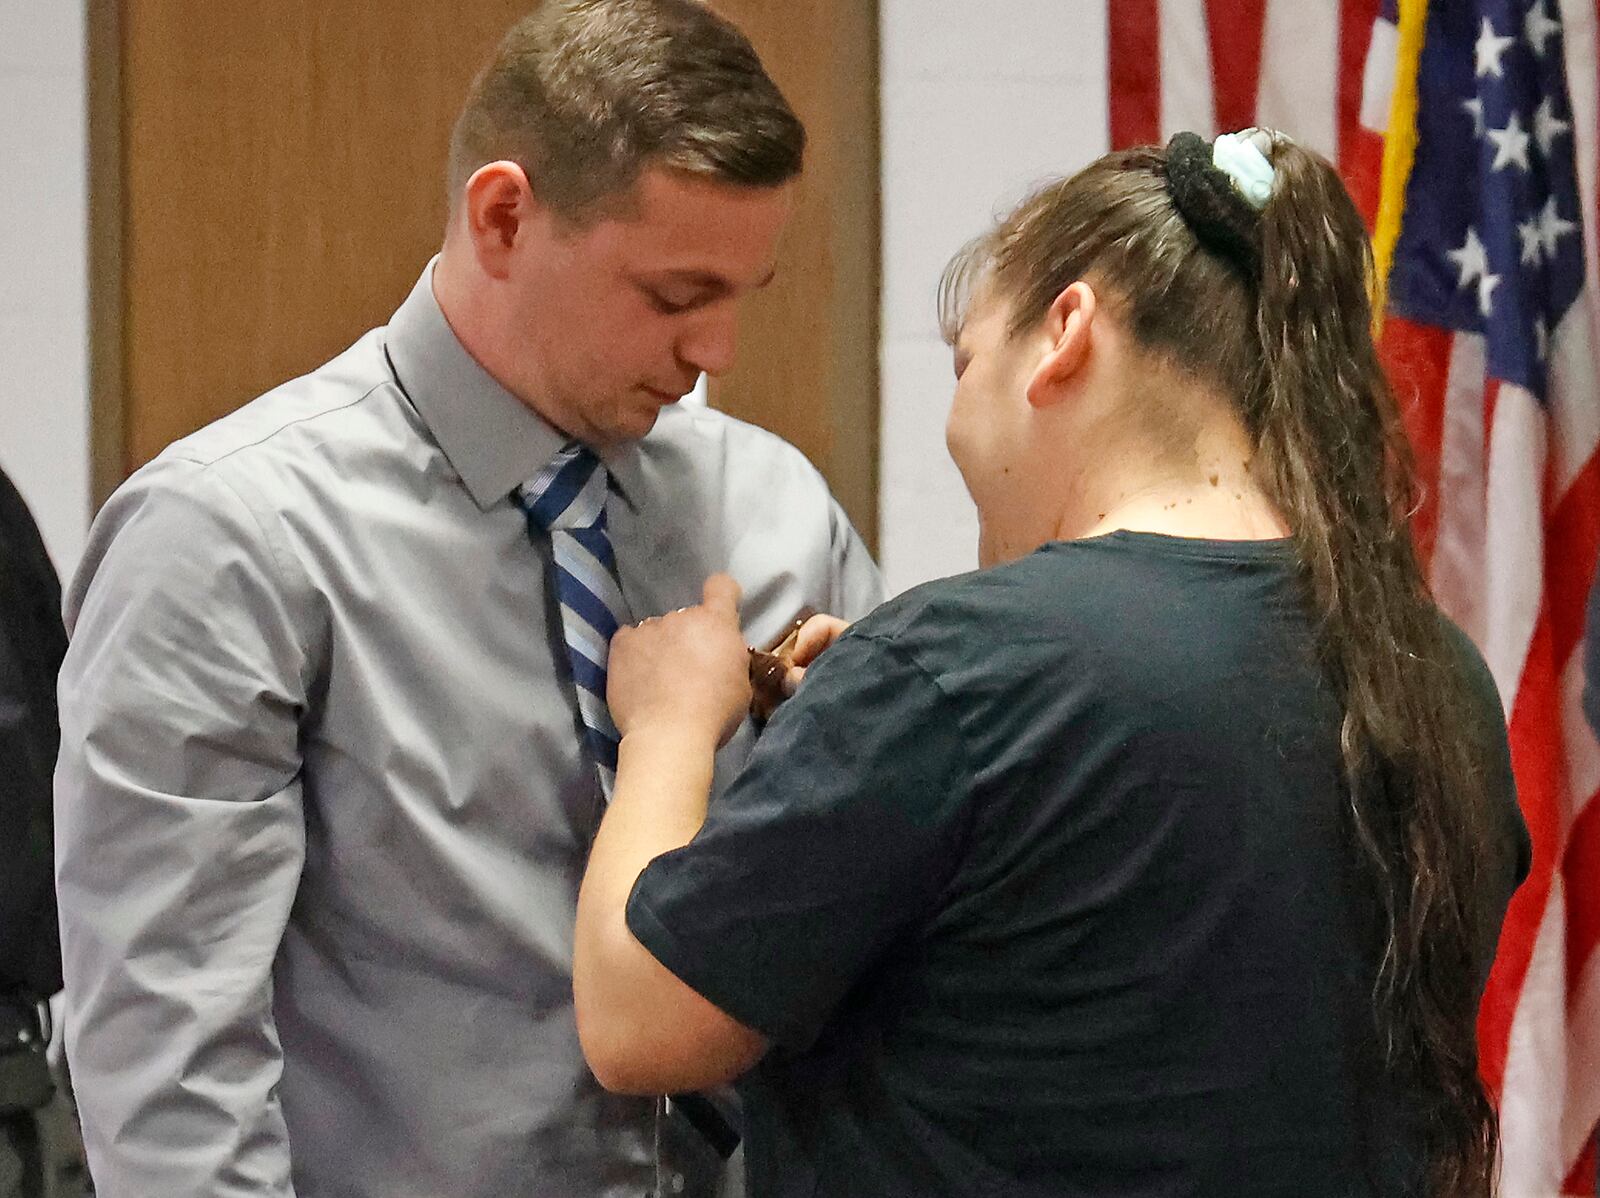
left=1566, top=785, right=1600, bottom=1198
left=1482, top=380, right=1501, bottom=464
left=1338, top=0, right=1384, bottom=224
left=1203, top=0, right=1268, bottom=133
left=1478, top=608, right=1566, bottom=1097
left=1109, top=0, right=1163, bottom=149
left=1560, top=1137, right=1596, bottom=1196
left=1378, top=317, right=1453, bottom=573
left=1545, top=446, right=1600, bottom=668
left=1568, top=792, right=1600, bottom=1007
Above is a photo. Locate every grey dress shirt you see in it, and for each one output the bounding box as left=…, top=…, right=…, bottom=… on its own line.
left=54, top=264, right=883, bottom=1198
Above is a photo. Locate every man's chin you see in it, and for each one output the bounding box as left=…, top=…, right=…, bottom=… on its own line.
left=615, top=403, right=667, bottom=444
left=583, top=393, right=678, bottom=448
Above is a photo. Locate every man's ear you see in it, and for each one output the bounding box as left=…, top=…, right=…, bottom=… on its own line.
left=1025, top=281, right=1097, bottom=409
left=461, top=160, right=540, bottom=280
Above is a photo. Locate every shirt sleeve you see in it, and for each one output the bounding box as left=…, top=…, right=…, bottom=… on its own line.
left=626, top=631, right=970, bottom=1052
left=55, top=458, right=315, bottom=1198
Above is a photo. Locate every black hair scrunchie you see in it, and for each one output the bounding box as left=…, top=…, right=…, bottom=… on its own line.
left=1164, top=131, right=1262, bottom=275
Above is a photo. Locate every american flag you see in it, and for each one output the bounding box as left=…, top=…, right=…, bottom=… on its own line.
left=1108, top=1, right=1600, bottom=1193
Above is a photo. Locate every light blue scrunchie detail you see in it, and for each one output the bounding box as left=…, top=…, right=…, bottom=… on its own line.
left=1212, top=129, right=1277, bottom=210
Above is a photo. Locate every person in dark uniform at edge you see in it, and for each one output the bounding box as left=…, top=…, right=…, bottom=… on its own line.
left=0, top=466, right=86, bottom=1198
left=571, top=130, right=1532, bottom=1197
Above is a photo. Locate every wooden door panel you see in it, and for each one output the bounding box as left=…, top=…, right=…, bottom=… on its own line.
left=707, top=0, right=880, bottom=547
left=106, top=0, right=879, bottom=545
left=118, top=1, right=528, bottom=469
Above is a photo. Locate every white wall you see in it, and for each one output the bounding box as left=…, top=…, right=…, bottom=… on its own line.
left=0, top=0, right=91, bottom=577
left=878, top=2, right=1109, bottom=595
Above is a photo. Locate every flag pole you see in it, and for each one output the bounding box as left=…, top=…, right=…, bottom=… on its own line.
left=1370, top=0, right=1430, bottom=333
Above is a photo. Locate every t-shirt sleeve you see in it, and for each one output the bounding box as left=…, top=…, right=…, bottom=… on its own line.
left=626, top=631, right=970, bottom=1051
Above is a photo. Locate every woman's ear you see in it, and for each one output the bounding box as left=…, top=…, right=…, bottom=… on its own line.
left=1025, top=281, right=1097, bottom=409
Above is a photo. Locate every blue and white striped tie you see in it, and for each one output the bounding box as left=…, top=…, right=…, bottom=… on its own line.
left=516, top=444, right=631, bottom=797
left=520, top=446, right=743, bottom=1173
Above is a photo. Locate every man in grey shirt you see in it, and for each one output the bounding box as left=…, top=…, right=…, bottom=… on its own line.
left=53, top=4, right=881, bottom=1196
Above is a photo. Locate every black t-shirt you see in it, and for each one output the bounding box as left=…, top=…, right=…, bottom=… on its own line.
left=627, top=532, right=1528, bottom=1197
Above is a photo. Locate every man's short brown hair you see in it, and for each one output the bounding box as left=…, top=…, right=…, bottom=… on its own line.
left=449, top=0, right=806, bottom=221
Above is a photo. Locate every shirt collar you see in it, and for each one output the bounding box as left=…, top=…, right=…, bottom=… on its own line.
left=385, top=258, right=600, bottom=511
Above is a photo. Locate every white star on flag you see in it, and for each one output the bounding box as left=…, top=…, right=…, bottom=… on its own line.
left=1476, top=272, right=1502, bottom=317
left=1533, top=96, right=1570, bottom=158
left=1488, top=112, right=1532, bottom=171
left=1539, top=195, right=1578, bottom=257
left=1525, top=0, right=1561, bottom=58
left=1463, top=97, right=1487, bottom=137
left=1475, top=17, right=1516, bottom=77
left=1519, top=217, right=1545, bottom=265
left=1445, top=227, right=1501, bottom=317
left=1448, top=226, right=1491, bottom=288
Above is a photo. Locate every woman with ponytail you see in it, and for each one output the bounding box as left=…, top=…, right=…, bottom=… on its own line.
left=573, top=131, right=1531, bottom=1198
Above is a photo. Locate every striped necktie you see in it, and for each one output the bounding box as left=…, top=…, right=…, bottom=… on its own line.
left=517, top=446, right=742, bottom=1177
left=515, top=444, right=631, bottom=797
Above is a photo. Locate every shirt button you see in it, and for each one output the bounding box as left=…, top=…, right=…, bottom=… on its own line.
left=669, top=1173, right=685, bottom=1194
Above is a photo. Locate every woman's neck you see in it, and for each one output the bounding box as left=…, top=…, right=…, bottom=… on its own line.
left=975, top=378, right=1290, bottom=568
left=1073, top=486, right=1289, bottom=542
left=1061, top=409, right=1289, bottom=545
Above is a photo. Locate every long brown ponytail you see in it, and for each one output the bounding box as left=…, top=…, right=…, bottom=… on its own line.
left=1253, top=140, right=1497, bottom=1198
left=943, top=139, right=1500, bottom=1195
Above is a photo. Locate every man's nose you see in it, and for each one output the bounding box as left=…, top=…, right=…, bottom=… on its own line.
left=677, top=303, right=739, bottom=378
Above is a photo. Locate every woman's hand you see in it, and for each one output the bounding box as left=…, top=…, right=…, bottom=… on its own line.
left=782, top=613, right=852, bottom=696
left=607, top=574, right=752, bottom=749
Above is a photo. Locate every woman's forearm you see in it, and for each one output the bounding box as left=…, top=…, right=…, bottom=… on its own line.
left=573, top=722, right=763, bottom=1093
